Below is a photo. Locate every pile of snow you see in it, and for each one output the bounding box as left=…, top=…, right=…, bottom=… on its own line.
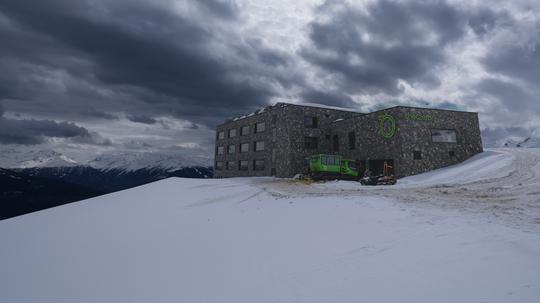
left=397, top=149, right=515, bottom=186
left=2, top=149, right=540, bottom=302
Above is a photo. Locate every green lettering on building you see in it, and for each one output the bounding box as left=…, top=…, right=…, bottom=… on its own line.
left=405, top=112, right=433, bottom=121
left=378, top=113, right=396, bottom=139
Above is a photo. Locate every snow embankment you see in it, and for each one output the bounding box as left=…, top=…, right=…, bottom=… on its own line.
left=2, top=150, right=540, bottom=303
left=398, top=149, right=516, bottom=186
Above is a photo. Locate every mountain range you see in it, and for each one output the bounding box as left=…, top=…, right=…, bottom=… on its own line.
left=0, top=149, right=213, bottom=219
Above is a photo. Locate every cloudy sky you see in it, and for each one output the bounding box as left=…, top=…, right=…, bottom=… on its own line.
left=0, top=0, right=539, bottom=162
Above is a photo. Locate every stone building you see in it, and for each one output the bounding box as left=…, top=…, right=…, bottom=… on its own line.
left=214, top=103, right=483, bottom=178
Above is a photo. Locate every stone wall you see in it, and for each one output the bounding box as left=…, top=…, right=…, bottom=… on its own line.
left=332, top=107, right=483, bottom=177
left=214, top=104, right=483, bottom=179
left=214, top=103, right=361, bottom=178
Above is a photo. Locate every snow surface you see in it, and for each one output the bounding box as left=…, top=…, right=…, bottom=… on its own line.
left=1, top=148, right=540, bottom=303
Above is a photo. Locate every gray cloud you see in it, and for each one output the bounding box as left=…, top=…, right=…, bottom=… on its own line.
left=127, top=115, right=157, bottom=125
left=0, top=0, right=538, bottom=160
left=483, top=40, right=540, bottom=88
left=477, top=78, right=539, bottom=111
left=0, top=117, right=91, bottom=145
left=0, top=0, right=287, bottom=126
left=302, top=0, right=467, bottom=95
left=80, top=110, right=119, bottom=120
left=301, top=90, right=356, bottom=109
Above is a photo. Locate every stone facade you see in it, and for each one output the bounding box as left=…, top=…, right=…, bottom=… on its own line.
left=214, top=103, right=483, bottom=178
left=331, top=107, right=483, bottom=177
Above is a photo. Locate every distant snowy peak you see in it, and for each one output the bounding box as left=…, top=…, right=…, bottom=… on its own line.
left=499, top=136, right=540, bottom=148
left=87, top=152, right=211, bottom=172
left=0, top=149, right=79, bottom=168
left=0, top=149, right=211, bottom=171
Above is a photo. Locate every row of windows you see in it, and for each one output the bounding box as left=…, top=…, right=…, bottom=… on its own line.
left=217, top=122, right=266, bottom=140
left=216, top=141, right=265, bottom=155
left=215, top=159, right=265, bottom=171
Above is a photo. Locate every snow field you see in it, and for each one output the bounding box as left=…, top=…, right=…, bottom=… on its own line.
left=1, top=149, right=540, bottom=302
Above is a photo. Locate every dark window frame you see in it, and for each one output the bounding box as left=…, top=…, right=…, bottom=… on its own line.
left=240, top=125, right=250, bottom=136
left=238, top=160, right=249, bottom=171
left=254, top=140, right=265, bottom=152
left=255, top=122, right=265, bottom=133
left=228, top=128, right=237, bottom=138
left=348, top=132, right=356, bottom=150
left=240, top=143, right=249, bottom=153
left=304, top=116, right=318, bottom=128
left=332, top=135, right=339, bottom=152
left=431, top=129, right=457, bottom=143
left=227, top=144, right=235, bottom=154
left=217, top=131, right=225, bottom=140
left=304, top=136, right=318, bottom=149
left=215, top=161, right=224, bottom=171
left=253, top=159, right=265, bottom=171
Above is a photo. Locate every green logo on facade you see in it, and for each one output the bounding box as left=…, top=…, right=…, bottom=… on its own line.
left=378, top=113, right=396, bottom=139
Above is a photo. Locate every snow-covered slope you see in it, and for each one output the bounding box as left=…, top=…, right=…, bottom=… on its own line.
left=1, top=149, right=540, bottom=303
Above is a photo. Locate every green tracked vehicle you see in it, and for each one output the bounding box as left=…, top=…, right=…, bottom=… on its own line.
left=308, top=154, right=359, bottom=181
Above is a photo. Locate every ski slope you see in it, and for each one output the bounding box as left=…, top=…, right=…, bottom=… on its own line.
left=1, top=148, right=540, bottom=303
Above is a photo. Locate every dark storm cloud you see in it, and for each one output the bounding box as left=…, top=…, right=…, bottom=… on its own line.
left=0, top=0, right=286, bottom=126
left=301, top=90, right=356, bottom=109
left=482, top=41, right=540, bottom=87
left=127, top=115, right=157, bottom=125
left=80, top=110, right=119, bottom=120
left=0, top=117, right=91, bottom=145
left=196, top=0, right=239, bottom=20
left=302, top=0, right=468, bottom=96
left=477, top=78, right=538, bottom=111
left=467, top=8, right=510, bottom=37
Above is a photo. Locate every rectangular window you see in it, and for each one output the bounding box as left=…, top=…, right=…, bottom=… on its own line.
left=240, top=143, right=249, bottom=153
left=304, top=116, right=318, bottom=128
left=215, top=161, right=223, bottom=170
left=413, top=150, right=422, bottom=160
left=238, top=160, right=249, bottom=171
left=304, top=137, right=318, bottom=149
left=217, top=146, right=224, bottom=155
left=227, top=144, right=235, bottom=154
left=218, top=131, right=225, bottom=140
left=228, top=129, right=237, bottom=138
left=333, top=135, right=339, bottom=152
left=241, top=125, right=250, bottom=136
left=226, top=161, right=235, bottom=170
left=253, top=159, right=265, bottom=171
left=255, top=122, right=265, bottom=133
left=254, top=141, right=265, bottom=152
left=432, top=129, right=457, bottom=143
left=348, top=132, right=355, bottom=150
